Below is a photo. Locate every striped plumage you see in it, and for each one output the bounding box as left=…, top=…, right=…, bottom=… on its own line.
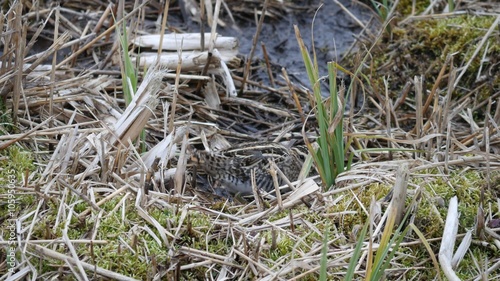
left=191, top=142, right=306, bottom=195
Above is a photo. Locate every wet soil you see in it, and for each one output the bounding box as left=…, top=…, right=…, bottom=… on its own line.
left=26, top=1, right=372, bottom=89
left=178, top=0, right=373, bottom=87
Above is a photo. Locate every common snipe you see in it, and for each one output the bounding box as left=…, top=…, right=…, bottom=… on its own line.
left=191, top=142, right=307, bottom=195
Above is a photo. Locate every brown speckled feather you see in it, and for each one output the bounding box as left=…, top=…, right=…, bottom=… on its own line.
left=191, top=142, right=306, bottom=195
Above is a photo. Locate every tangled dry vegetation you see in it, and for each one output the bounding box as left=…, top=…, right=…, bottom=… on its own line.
left=1, top=0, right=500, bottom=280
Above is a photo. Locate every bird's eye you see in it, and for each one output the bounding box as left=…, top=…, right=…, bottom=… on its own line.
left=293, top=146, right=310, bottom=161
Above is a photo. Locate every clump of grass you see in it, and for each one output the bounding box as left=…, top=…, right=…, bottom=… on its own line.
left=116, top=10, right=147, bottom=151
left=118, top=15, right=138, bottom=105
left=294, top=26, right=349, bottom=190
left=371, top=0, right=396, bottom=35
left=447, top=0, right=454, bottom=12
left=345, top=198, right=415, bottom=280
left=371, top=0, right=391, bottom=21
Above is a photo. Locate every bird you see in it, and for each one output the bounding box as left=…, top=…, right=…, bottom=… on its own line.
left=191, top=142, right=307, bottom=196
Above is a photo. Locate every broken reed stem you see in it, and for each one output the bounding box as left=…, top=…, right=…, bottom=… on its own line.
left=268, top=159, right=283, bottom=209
left=208, top=0, right=222, bottom=51
left=174, top=131, right=189, bottom=194
left=391, top=163, right=408, bottom=227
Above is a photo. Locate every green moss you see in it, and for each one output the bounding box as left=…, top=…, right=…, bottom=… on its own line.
left=2, top=144, right=498, bottom=279
left=347, top=13, right=499, bottom=109
left=0, top=98, right=13, bottom=134
left=326, top=182, right=392, bottom=235
left=267, top=235, right=295, bottom=261
left=412, top=195, right=445, bottom=238
left=0, top=146, right=36, bottom=240
left=410, top=169, right=498, bottom=237
left=397, top=0, right=431, bottom=16
left=0, top=146, right=35, bottom=181
left=314, top=168, right=498, bottom=277
left=395, top=246, right=440, bottom=279
left=74, top=206, right=169, bottom=278
left=425, top=16, right=499, bottom=59
left=419, top=16, right=496, bottom=82
left=455, top=246, right=500, bottom=279
left=80, top=241, right=155, bottom=278
left=450, top=171, right=483, bottom=226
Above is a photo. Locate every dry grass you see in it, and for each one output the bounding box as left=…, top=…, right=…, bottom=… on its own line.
left=1, top=0, right=500, bottom=280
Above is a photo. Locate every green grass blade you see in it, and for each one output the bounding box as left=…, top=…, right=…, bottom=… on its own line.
left=371, top=225, right=410, bottom=281
left=119, top=15, right=137, bottom=105
left=410, top=223, right=442, bottom=280
left=345, top=220, right=369, bottom=280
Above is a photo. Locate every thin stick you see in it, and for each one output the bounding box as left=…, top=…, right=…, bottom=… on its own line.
left=29, top=244, right=139, bottom=281
left=261, top=42, right=275, bottom=87
left=200, top=0, right=205, bottom=51
left=55, top=0, right=149, bottom=69
left=157, top=0, right=170, bottom=61
left=49, top=7, right=60, bottom=147
left=282, top=67, right=305, bottom=123
left=169, top=43, right=182, bottom=132
left=12, top=2, right=24, bottom=125
left=239, top=0, right=270, bottom=94
left=454, top=15, right=500, bottom=88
